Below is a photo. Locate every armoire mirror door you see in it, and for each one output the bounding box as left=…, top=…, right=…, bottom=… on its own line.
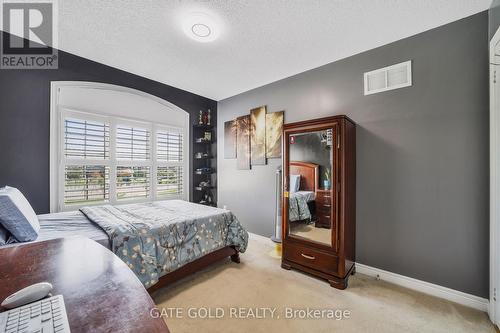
left=281, top=115, right=355, bottom=289
left=284, top=124, right=338, bottom=250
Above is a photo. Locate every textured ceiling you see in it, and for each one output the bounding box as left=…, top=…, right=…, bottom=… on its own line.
left=58, top=0, right=490, bottom=100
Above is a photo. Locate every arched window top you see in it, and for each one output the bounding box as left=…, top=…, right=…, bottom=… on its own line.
left=50, top=81, right=189, bottom=212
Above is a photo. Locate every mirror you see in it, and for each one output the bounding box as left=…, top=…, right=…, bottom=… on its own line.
left=288, top=129, right=333, bottom=246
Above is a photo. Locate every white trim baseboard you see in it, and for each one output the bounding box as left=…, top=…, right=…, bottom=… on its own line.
left=248, top=232, right=274, bottom=242
left=356, top=263, right=489, bottom=312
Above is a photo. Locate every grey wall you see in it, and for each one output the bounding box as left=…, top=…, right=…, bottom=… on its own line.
left=0, top=31, right=217, bottom=214
left=217, top=12, right=489, bottom=297
left=490, top=0, right=500, bottom=39
left=289, top=132, right=331, bottom=184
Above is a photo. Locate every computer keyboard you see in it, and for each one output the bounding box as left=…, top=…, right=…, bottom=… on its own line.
left=0, top=295, right=70, bottom=333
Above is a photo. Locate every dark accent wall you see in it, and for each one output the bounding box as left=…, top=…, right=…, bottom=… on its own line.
left=217, top=12, right=489, bottom=297
left=0, top=31, right=217, bottom=214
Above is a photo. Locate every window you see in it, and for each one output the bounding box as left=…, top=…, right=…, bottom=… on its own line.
left=156, top=130, right=183, bottom=197
left=56, top=110, right=186, bottom=210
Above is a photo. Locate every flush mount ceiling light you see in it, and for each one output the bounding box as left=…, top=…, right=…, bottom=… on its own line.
left=181, top=12, right=220, bottom=43
left=192, top=23, right=211, bottom=37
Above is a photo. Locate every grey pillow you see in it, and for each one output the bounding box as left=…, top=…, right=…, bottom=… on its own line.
left=0, top=225, right=9, bottom=246
left=0, top=186, right=40, bottom=242
left=290, top=175, right=301, bottom=193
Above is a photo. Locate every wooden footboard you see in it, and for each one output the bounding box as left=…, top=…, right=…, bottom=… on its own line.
left=146, top=246, right=240, bottom=294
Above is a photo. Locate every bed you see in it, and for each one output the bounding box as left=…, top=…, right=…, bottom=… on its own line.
left=6, top=200, right=248, bottom=294
left=288, top=161, right=319, bottom=222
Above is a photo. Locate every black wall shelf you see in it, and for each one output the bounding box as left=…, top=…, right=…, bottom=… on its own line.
left=192, top=122, right=217, bottom=206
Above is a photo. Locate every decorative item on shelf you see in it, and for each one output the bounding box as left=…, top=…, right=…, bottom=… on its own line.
left=195, top=167, right=212, bottom=174
left=195, top=152, right=210, bottom=159
left=197, top=180, right=212, bottom=190
left=207, top=109, right=211, bottom=125
left=199, top=180, right=211, bottom=187
left=199, top=192, right=213, bottom=205
left=204, top=131, right=212, bottom=141
left=202, top=110, right=209, bottom=125
left=198, top=110, right=204, bottom=125
left=195, top=137, right=211, bottom=143
left=324, top=168, right=331, bottom=190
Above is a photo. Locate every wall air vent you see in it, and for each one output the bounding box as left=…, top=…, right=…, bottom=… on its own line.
left=364, top=60, right=412, bottom=95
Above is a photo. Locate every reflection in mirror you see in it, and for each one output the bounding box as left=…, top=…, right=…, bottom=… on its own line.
left=288, top=129, right=333, bottom=246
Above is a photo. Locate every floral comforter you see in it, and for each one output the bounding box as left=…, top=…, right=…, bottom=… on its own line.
left=80, top=200, right=248, bottom=288
left=288, top=192, right=312, bottom=222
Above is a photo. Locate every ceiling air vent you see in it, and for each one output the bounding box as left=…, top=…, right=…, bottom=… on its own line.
left=364, top=60, right=412, bottom=95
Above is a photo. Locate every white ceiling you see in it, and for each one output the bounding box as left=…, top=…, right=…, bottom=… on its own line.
left=58, top=0, right=491, bottom=101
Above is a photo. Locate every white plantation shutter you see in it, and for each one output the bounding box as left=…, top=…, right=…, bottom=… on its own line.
left=157, top=131, right=183, bottom=162
left=62, top=116, right=110, bottom=205
left=116, top=166, right=151, bottom=200
left=58, top=111, right=185, bottom=209
left=116, top=125, right=150, bottom=160
left=64, top=165, right=109, bottom=204
left=156, top=129, right=184, bottom=198
left=157, top=166, right=183, bottom=196
left=64, top=118, right=109, bottom=159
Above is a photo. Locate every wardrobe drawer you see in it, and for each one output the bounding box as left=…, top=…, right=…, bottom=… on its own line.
left=284, top=242, right=338, bottom=275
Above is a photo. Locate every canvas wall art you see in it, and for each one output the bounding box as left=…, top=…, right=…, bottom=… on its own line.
left=236, top=115, right=251, bottom=170
left=266, top=111, right=284, bottom=158
left=224, top=120, right=237, bottom=159
left=250, top=106, right=267, bottom=165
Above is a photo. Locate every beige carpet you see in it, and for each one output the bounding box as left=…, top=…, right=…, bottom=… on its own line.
left=152, top=234, right=494, bottom=333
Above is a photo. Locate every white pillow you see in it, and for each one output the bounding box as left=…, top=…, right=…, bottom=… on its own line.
left=0, top=186, right=40, bottom=242
left=289, top=175, right=301, bottom=193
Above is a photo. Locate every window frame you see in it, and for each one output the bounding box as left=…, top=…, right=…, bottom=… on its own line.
left=54, top=108, right=188, bottom=211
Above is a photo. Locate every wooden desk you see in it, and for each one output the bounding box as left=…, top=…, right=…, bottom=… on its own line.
left=0, top=237, right=169, bottom=333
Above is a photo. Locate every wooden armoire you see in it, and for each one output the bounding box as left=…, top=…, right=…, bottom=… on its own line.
left=281, top=115, right=356, bottom=289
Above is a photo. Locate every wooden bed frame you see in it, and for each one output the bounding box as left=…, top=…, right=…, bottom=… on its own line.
left=290, top=161, right=319, bottom=193
left=146, top=246, right=240, bottom=294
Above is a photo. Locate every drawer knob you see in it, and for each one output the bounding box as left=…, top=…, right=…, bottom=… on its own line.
left=301, top=253, right=315, bottom=260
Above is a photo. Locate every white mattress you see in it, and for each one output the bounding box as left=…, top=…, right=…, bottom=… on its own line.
left=36, top=211, right=110, bottom=248
left=1, top=211, right=111, bottom=249
left=295, top=191, right=316, bottom=202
